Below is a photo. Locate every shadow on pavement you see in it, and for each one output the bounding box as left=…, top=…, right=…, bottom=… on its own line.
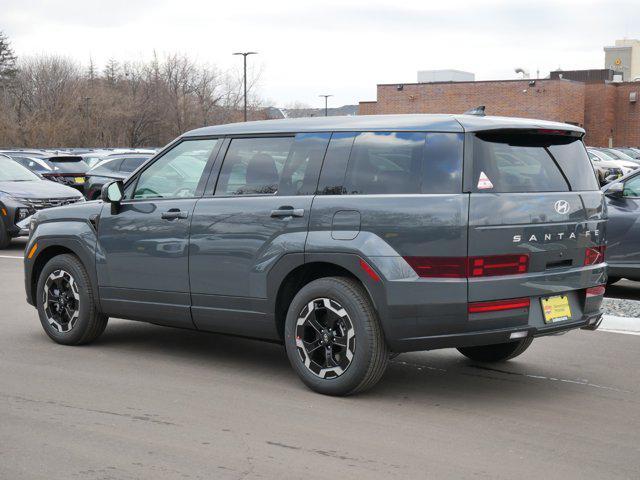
left=605, top=279, right=640, bottom=301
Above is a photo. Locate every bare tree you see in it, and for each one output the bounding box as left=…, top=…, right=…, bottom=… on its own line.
left=0, top=50, right=267, bottom=148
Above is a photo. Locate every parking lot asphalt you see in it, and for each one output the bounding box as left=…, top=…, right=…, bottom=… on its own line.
left=1, top=239, right=639, bottom=479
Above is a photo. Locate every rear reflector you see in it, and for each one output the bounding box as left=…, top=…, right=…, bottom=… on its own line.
left=403, top=254, right=529, bottom=278
left=359, top=259, right=381, bottom=282
left=586, top=285, right=606, bottom=298
left=468, top=297, right=530, bottom=314
left=584, top=246, right=606, bottom=266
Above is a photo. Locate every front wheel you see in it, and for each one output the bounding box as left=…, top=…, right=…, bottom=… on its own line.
left=284, top=277, right=388, bottom=396
left=457, top=338, right=533, bottom=362
left=0, top=222, right=11, bottom=249
left=36, top=254, right=108, bottom=345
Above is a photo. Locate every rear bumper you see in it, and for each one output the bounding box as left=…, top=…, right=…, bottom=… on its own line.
left=394, top=312, right=602, bottom=352
left=375, top=263, right=606, bottom=353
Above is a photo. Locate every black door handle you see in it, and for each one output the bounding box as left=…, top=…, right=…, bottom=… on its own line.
left=161, top=209, right=188, bottom=220
left=271, top=206, right=304, bottom=218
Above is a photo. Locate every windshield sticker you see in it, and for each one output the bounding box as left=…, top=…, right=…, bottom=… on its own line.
left=477, top=171, right=494, bottom=190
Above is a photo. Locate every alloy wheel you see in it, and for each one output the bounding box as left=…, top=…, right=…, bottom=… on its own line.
left=43, top=269, right=80, bottom=333
left=295, top=298, right=355, bottom=379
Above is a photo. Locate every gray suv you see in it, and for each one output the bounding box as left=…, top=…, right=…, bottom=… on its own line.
left=23, top=115, right=607, bottom=396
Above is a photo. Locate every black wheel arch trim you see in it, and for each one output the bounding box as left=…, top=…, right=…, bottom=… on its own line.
left=266, top=252, right=389, bottom=341
left=25, top=237, right=100, bottom=311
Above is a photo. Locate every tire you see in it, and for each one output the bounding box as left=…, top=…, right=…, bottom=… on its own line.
left=457, top=337, right=533, bottom=363
left=0, top=222, right=11, bottom=249
left=284, top=277, right=388, bottom=396
left=36, top=254, right=108, bottom=345
left=606, top=276, right=621, bottom=286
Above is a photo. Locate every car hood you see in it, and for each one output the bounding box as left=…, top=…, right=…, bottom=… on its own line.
left=0, top=180, right=83, bottom=199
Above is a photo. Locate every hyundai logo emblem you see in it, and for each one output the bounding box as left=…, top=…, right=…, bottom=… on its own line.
left=554, top=200, right=570, bottom=215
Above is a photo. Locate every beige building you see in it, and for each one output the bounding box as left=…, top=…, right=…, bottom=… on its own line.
left=604, top=39, right=640, bottom=81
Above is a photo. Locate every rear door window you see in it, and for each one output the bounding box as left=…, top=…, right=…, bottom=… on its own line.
left=326, top=131, right=464, bottom=195
left=215, top=134, right=329, bottom=196
left=344, top=132, right=424, bottom=195
left=472, top=132, right=597, bottom=192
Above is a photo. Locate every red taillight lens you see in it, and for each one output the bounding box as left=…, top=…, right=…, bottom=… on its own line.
left=403, top=256, right=467, bottom=278
left=468, top=297, right=530, bottom=314
left=586, top=285, right=606, bottom=298
left=585, top=246, right=606, bottom=266
left=403, top=254, right=530, bottom=278
left=468, top=254, right=529, bottom=277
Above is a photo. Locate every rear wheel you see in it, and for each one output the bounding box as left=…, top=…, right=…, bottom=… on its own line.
left=284, top=277, right=388, bottom=396
left=457, top=338, right=533, bottom=362
left=36, top=254, right=108, bottom=345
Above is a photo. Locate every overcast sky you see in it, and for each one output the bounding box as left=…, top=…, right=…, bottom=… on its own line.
left=2, top=0, right=639, bottom=108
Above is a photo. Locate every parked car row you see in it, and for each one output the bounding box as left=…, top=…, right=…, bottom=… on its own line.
left=587, top=146, right=640, bottom=185
left=0, top=148, right=156, bottom=248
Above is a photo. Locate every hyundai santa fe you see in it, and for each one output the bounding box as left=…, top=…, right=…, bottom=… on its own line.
left=23, top=114, right=607, bottom=396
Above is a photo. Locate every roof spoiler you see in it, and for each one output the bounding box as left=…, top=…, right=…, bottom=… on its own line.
left=464, top=105, right=486, bottom=116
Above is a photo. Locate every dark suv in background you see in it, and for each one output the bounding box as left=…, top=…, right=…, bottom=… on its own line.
left=83, top=153, right=153, bottom=200
left=0, top=155, right=84, bottom=248
left=23, top=115, right=607, bottom=395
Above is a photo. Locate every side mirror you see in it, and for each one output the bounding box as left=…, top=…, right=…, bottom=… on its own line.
left=605, top=182, right=624, bottom=198
left=101, top=180, right=124, bottom=214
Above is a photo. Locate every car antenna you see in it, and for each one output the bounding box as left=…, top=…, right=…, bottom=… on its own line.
left=464, top=105, right=486, bottom=116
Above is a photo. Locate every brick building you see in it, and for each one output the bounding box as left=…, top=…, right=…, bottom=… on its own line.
left=359, top=76, right=640, bottom=147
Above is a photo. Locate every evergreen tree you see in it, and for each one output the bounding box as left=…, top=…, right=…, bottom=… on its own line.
left=0, top=30, right=17, bottom=84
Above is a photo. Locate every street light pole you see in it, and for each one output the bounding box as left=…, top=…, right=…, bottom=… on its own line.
left=233, top=51, right=258, bottom=122
left=319, top=94, right=333, bottom=116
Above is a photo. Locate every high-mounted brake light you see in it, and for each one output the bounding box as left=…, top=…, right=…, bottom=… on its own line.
left=468, top=297, right=530, bottom=314
left=403, top=254, right=529, bottom=278
left=584, top=246, right=606, bottom=266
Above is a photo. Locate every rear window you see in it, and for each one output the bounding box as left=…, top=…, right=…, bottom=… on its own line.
left=325, top=131, right=463, bottom=195
left=472, top=132, right=598, bottom=193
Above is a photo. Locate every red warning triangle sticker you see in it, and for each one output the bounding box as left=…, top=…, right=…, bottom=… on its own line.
left=477, top=171, right=494, bottom=190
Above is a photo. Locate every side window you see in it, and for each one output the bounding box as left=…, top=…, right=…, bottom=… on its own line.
left=623, top=176, right=640, bottom=197
left=214, top=134, right=329, bottom=196
left=100, top=159, right=122, bottom=172
left=278, top=133, right=330, bottom=196
left=316, top=133, right=356, bottom=195
left=344, top=132, right=425, bottom=195
left=121, top=157, right=147, bottom=173
left=215, top=137, right=294, bottom=195
left=422, top=132, right=463, bottom=193
left=132, top=139, right=218, bottom=199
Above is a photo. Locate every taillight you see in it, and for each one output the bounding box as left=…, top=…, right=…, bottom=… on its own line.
left=585, top=246, right=606, bottom=266
left=586, top=285, right=606, bottom=298
left=468, top=254, right=529, bottom=277
left=403, top=256, right=467, bottom=278
left=468, top=297, right=530, bottom=313
left=403, top=254, right=529, bottom=278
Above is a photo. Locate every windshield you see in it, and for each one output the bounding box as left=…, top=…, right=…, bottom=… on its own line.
left=0, top=160, right=41, bottom=181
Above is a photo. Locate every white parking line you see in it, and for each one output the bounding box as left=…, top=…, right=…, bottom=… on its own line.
left=0, top=255, right=23, bottom=259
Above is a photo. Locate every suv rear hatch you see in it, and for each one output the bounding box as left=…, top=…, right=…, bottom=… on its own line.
left=41, top=156, right=89, bottom=189
left=465, top=129, right=606, bottom=333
